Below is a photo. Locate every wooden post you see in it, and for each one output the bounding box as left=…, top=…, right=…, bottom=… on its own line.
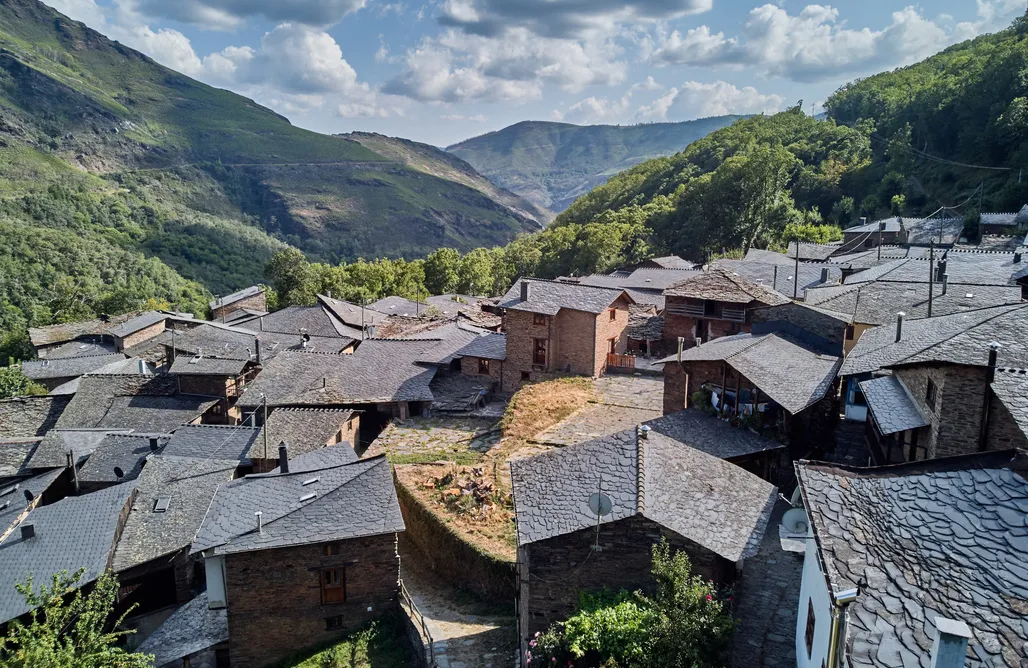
left=720, top=362, right=728, bottom=415
left=734, top=371, right=742, bottom=416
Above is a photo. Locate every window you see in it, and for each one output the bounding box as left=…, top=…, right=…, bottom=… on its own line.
left=478, top=358, right=491, bottom=375
left=321, top=568, right=345, bottom=604
left=533, top=338, right=547, bottom=365
left=324, top=543, right=340, bottom=556
left=608, top=308, right=617, bottom=321
left=533, top=313, right=547, bottom=326
left=805, top=600, right=816, bottom=658
left=703, top=300, right=718, bottom=317
left=845, top=325, right=855, bottom=341
left=325, top=615, right=344, bottom=630
left=925, top=378, right=938, bottom=412
left=520, top=371, right=531, bottom=380
left=607, top=338, right=616, bottom=355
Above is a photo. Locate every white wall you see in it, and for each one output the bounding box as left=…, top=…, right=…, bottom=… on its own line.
left=796, top=520, right=834, bottom=668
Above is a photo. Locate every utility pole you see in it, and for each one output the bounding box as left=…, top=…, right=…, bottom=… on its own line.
left=877, top=221, right=883, bottom=262
left=928, top=240, right=935, bottom=318
left=261, top=393, right=268, bottom=465
left=793, top=238, right=800, bottom=300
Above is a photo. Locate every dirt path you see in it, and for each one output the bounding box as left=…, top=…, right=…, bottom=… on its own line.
left=399, top=539, right=517, bottom=668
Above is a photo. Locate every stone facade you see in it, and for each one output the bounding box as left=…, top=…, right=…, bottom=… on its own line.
left=224, top=534, right=400, bottom=667
left=501, top=296, right=630, bottom=392
left=663, top=306, right=747, bottom=347
left=116, top=320, right=168, bottom=352
left=213, top=291, right=267, bottom=321
left=518, top=515, right=733, bottom=654
left=460, top=355, right=502, bottom=384
left=662, top=360, right=733, bottom=416
left=750, top=304, right=847, bottom=354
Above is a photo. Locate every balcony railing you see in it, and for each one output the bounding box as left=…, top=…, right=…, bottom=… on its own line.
left=666, top=303, right=747, bottom=323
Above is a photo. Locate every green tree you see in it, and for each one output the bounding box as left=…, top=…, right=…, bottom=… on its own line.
left=0, top=365, right=47, bottom=399
left=457, top=248, right=496, bottom=296
left=265, top=248, right=319, bottom=307
left=0, top=570, right=154, bottom=667
left=424, top=248, right=461, bottom=295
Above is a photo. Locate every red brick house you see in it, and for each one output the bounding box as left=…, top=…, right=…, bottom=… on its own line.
left=192, top=450, right=404, bottom=667
left=496, top=279, right=635, bottom=392
left=663, top=269, right=790, bottom=347
left=211, top=286, right=267, bottom=322
left=510, top=426, right=777, bottom=659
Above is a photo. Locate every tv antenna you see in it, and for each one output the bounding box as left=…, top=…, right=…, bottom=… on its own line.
left=588, top=477, right=612, bottom=552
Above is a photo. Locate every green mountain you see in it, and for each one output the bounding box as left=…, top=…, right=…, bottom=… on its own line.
left=0, top=0, right=541, bottom=336
left=446, top=117, right=742, bottom=212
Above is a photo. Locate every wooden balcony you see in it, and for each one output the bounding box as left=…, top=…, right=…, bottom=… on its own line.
left=606, top=353, right=635, bottom=370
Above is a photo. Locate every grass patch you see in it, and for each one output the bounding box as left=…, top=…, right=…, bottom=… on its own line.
left=271, top=615, right=412, bottom=668
left=499, top=376, right=594, bottom=441
left=389, top=451, right=485, bottom=466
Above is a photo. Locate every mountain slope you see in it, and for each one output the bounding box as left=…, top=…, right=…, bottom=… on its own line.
left=446, top=117, right=742, bottom=212
left=0, top=0, right=540, bottom=270
left=341, top=132, right=554, bottom=225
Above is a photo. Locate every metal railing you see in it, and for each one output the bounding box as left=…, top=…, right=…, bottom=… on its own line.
left=399, top=579, right=435, bottom=667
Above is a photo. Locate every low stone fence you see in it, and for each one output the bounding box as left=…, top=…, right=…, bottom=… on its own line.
left=394, top=475, right=516, bottom=601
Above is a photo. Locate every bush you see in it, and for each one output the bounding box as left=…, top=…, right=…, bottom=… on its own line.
left=527, top=540, right=733, bottom=668
left=0, top=365, right=47, bottom=399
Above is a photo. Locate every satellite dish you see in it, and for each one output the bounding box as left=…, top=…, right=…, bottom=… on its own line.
left=588, top=493, right=612, bottom=517
left=782, top=507, right=809, bottom=535
left=22, top=489, right=33, bottom=503
left=113, top=466, right=125, bottom=479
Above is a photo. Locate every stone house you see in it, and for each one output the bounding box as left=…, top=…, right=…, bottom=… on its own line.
left=662, top=268, right=790, bottom=347
left=191, top=451, right=404, bottom=667
left=211, top=286, right=267, bottom=322
left=842, top=303, right=1028, bottom=463
left=110, top=312, right=196, bottom=352
left=136, top=592, right=229, bottom=668
left=510, top=426, right=777, bottom=659
left=660, top=332, right=841, bottom=458
left=455, top=331, right=506, bottom=387
left=839, top=216, right=964, bottom=252
left=20, top=353, right=130, bottom=391
left=495, top=279, right=635, bottom=392
left=795, top=451, right=1028, bottom=668
left=26, top=310, right=194, bottom=359
left=249, top=407, right=360, bottom=472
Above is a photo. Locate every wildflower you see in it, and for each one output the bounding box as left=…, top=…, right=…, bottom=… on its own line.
left=535, top=632, right=541, bottom=637
left=706, top=594, right=713, bottom=601
left=530, top=640, right=537, bottom=648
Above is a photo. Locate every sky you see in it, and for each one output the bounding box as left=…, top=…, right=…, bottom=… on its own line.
left=42, top=0, right=1028, bottom=147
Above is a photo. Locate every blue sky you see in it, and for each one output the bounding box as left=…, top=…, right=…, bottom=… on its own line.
left=44, top=0, right=1028, bottom=146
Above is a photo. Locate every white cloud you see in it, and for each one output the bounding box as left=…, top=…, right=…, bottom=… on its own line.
left=441, top=113, right=486, bottom=121
left=649, top=4, right=953, bottom=82
left=955, top=0, right=1026, bottom=38
left=44, top=0, right=104, bottom=24
left=133, top=0, right=367, bottom=30
left=637, top=81, right=783, bottom=120
left=561, top=77, right=665, bottom=124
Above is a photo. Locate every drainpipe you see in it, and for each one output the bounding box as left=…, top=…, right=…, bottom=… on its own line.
left=895, top=312, right=905, bottom=343
left=826, top=587, right=859, bottom=668
left=978, top=342, right=1001, bottom=452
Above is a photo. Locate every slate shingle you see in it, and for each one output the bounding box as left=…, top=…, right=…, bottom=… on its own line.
left=77, top=433, right=170, bottom=484
left=664, top=268, right=792, bottom=305
left=642, top=409, right=785, bottom=460
left=497, top=278, right=630, bottom=315
left=163, top=424, right=261, bottom=463
left=0, top=396, right=71, bottom=438
left=858, top=376, right=930, bottom=435
left=252, top=408, right=356, bottom=460
left=21, top=354, right=128, bottom=381
left=136, top=592, right=228, bottom=666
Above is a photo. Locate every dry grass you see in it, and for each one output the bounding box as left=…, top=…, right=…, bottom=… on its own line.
left=498, top=376, right=594, bottom=441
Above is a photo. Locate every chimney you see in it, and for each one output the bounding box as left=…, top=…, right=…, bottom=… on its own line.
left=639, top=424, right=651, bottom=439
left=895, top=312, right=906, bottom=342
left=929, top=617, right=972, bottom=668
left=255, top=337, right=262, bottom=365
left=255, top=511, right=263, bottom=532
left=979, top=342, right=1002, bottom=452
left=860, top=217, right=867, bottom=225
left=820, top=268, right=829, bottom=283
left=278, top=442, right=289, bottom=473
left=20, top=523, right=35, bottom=540
left=149, top=437, right=160, bottom=453
left=520, top=280, right=531, bottom=302
left=1015, top=251, right=1023, bottom=264
left=941, top=274, right=949, bottom=296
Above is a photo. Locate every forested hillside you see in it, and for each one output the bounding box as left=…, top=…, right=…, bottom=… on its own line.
left=447, top=117, right=741, bottom=212
left=0, top=0, right=541, bottom=342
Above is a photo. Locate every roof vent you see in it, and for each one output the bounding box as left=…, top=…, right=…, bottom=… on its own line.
left=302, top=477, right=320, bottom=486
left=153, top=498, right=171, bottom=513
left=895, top=312, right=906, bottom=342
left=20, top=523, right=35, bottom=540
left=255, top=510, right=263, bottom=532
left=0, top=484, right=17, bottom=498
left=639, top=424, right=651, bottom=439
left=299, top=492, right=317, bottom=502
left=278, top=442, right=289, bottom=473
left=149, top=437, right=160, bottom=452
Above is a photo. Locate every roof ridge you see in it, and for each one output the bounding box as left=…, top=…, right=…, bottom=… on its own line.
left=895, top=302, right=1028, bottom=363
left=521, top=276, right=624, bottom=293
left=29, top=352, right=123, bottom=361
left=635, top=429, right=646, bottom=516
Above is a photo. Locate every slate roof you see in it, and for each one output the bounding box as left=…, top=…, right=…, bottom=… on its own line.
left=844, top=216, right=964, bottom=244
left=659, top=333, right=842, bottom=414
left=713, top=259, right=841, bottom=294
left=845, top=253, right=1027, bottom=287
left=510, top=428, right=777, bottom=562
left=166, top=323, right=258, bottom=361
left=0, top=396, right=71, bottom=438
left=136, top=592, right=228, bottom=666
left=787, top=241, right=841, bottom=261
left=252, top=408, right=356, bottom=460
left=365, top=296, right=425, bottom=318
left=192, top=456, right=403, bottom=556
left=317, top=294, right=389, bottom=327
left=642, top=409, right=785, bottom=460
left=237, top=342, right=438, bottom=408
left=578, top=267, right=701, bottom=291
left=211, top=285, right=264, bottom=311
left=0, top=439, right=39, bottom=478
left=664, top=268, right=792, bottom=305
left=21, top=354, right=127, bottom=381
left=55, top=375, right=215, bottom=432
left=980, top=205, right=1028, bottom=228
left=108, top=311, right=177, bottom=339
left=389, top=321, right=496, bottom=365
left=802, top=282, right=1024, bottom=326
left=169, top=355, right=249, bottom=376
left=270, top=444, right=359, bottom=473
left=841, top=303, right=1028, bottom=376
left=162, top=425, right=261, bottom=463
left=48, top=358, right=155, bottom=397
left=0, top=469, right=62, bottom=532
left=221, top=308, right=268, bottom=326
left=255, top=305, right=357, bottom=339
left=645, top=255, right=694, bottom=269
left=0, top=485, right=135, bottom=624
left=25, top=429, right=132, bottom=469
left=497, top=278, right=631, bottom=315
left=990, top=369, right=1028, bottom=441
left=28, top=312, right=138, bottom=348
left=425, top=294, right=484, bottom=318
left=77, top=433, right=170, bottom=484
left=454, top=331, right=507, bottom=360
left=44, top=339, right=117, bottom=359
left=627, top=306, right=663, bottom=340
left=797, top=452, right=1028, bottom=668
left=859, top=376, right=930, bottom=435
left=112, top=456, right=238, bottom=572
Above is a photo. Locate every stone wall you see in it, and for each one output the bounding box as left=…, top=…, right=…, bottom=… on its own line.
left=501, top=309, right=553, bottom=392
left=986, top=393, right=1028, bottom=450
left=117, top=320, right=168, bottom=352
left=224, top=535, right=400, bottom=667
left=174, top=375, right=235, bottom=398
left=591, top=295, right=630, bottom=373
left=893, top=366, right=947, bottom=458
left=394, top=476, right=515, bottom=599
left=460, top=355, right=502, bottom=384
left=554, top=308, right=598, bottom=376
left=213, top=291, right=267, bottom=320
left=663, top=360, right=735, bottom=415
left=519, top=515, right=732, bottom=652
left=750, top=303, right=847, bottom=352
